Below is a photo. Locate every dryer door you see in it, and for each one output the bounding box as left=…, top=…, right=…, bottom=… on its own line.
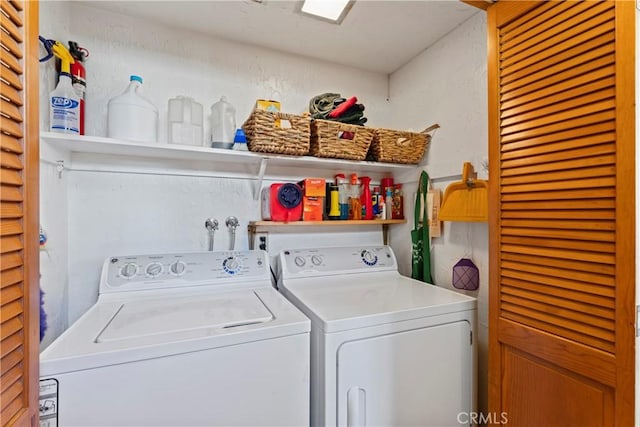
left=337, top=321, right=473, bottom=426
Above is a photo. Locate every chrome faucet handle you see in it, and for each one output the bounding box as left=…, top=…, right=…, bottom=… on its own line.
left=225, top=216, right=239, bottom=250
left=205, top=218, right=219, bottom=251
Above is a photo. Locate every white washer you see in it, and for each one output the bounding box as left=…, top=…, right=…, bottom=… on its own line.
left=40, top=251, right=310, bottom=427
left=277, top=246, right=477, bottom=427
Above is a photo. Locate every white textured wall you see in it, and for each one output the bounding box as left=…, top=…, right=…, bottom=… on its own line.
left=60, top=2, right=392, bottom=139
left=388, top=11, right=489, bottom=414
left=39, top=3, right=391, bottom=329
left=39, top=1, right=71, bottom=349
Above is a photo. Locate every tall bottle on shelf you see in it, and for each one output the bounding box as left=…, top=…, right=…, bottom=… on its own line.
left=349, top=173, right=362, bottom=220
left=107, top=75, right=158, bottom=143
left=372, top=186, right=382, bottom=219
left=210, top=96, right=236, bottom=147
left=168, top=96, right=203, bottom=146
left=328, top=185, right=341, bottom=220
left=335, top=174, right=349, bottom=220
left=49, top=43, right=80, bottom=135
left=385, top=187, right=394, bottom=220
left=360, top=176, right=373, bottom=220
left=392, top=184, right=404, bottom=219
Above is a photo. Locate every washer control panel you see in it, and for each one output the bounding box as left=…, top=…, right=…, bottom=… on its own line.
left=102, top=251, right=269, bottom=293
left=280, top=246, right=396, bottom=277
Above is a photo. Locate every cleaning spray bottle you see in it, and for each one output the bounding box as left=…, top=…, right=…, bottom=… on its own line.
left=49, top=42, right=80, bottom=134
left=360, top=176, right=373, bottom=220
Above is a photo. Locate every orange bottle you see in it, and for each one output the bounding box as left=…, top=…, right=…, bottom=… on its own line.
left=348, top=173, right=362, bottom=220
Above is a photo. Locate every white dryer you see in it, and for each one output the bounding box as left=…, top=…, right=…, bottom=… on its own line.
left=277, top=246, right=476, bottom=427
left=40, top=251, right=310, bottom=426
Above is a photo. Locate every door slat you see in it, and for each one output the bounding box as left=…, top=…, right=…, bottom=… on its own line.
left=501, top=307, right=615, bottom=353
left=0, top=252, right=22, bottom=271
left=1, top=79, right=23, bottom=106
left=0, top=267, right=22, bottom=289
left=502, top=146, right=615, bottom=172
left=0, top=202, right=22, bottom=218
left=501, top=284, right=614, bottom=315
left=501, top=88, right=614, bottom=127
left=501, top=3, right=613, bottom=67
left=501, top=258, right=614, bottom=286
left=0, top=169, right=22, bottom=186
left=501, top=294, right=614, bottom=331
left=501, top=100, right=614, bottom=136
left=501, top=59, right=614, bottom=104
left=0, top=346, right=23, bottom=377
left=0, top=64, right=23, bottom=90
left=0, top=318, right=22, bottom=342
left=502, top=122, right=615, bottom=153
left=502, top=26, right=615, bottom=85
left=500, top=111, right=615, bottom=144
left=0, top=98, right=23, bottom=122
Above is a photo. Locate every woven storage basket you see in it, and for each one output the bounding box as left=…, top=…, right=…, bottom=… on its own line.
left=371, top=123, right=440, bottom=164
left=310, top=119, right=375, bottom=161
left=242, top=109, right=310, bottom=156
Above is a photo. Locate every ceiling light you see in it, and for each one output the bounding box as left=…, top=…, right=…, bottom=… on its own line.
left=300, top=0, right=354, bottom=24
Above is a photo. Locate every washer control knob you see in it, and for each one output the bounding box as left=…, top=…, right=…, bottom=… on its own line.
left=170, top=261, right=186, bottom=275
left=361, top=250, right=378, bottom=266
left=223, top=257, right=241, bottom=274
left=294, top=256, right=306, bottom=267
left=121, top=262, right=138, bottom=278
left=146, top=262, right=163, bottom=277
left=311, top=255, right=323, bottom=266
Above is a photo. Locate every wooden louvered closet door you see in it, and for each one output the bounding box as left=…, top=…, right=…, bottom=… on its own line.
left=488, top=1, right=634, bottom=425
left=0, top=0, right=39, bottom=425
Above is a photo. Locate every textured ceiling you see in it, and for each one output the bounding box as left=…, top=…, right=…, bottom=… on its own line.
left=87, top=0, right=479, bottom=74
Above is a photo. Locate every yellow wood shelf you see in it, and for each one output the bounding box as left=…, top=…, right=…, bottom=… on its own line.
left=248, top=219, right=407, bottom=247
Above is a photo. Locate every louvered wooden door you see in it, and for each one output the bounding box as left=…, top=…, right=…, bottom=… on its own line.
left=487, top=1, right=634, bottom=425
left=1, top=0, right=39, bottom=425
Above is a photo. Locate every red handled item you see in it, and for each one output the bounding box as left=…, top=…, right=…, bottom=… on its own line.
left=328, top=96, right=357, bottom=119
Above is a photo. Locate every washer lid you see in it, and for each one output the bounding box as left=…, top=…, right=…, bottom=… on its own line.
left=40, top=287, right=310, bottom=376
left=280, top=271, right=476, bottom=333
left=97, top=292, right=273, bottom=343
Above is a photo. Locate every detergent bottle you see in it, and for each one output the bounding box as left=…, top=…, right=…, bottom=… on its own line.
left=49, top=42, right=80, bottom=134
left=210, top=96, right=236, bottom=146
left=107, top=75, right=159, bottom=143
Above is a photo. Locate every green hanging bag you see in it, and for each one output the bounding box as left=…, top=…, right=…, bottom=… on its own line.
left=411, top=171, right=433, bottom=283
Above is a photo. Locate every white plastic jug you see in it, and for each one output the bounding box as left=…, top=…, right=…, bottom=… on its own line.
left=168, top=96, right=204, bottom=146
left=107, top=75, right=158, bottom=143
left=210, top=96, right=236, bottom=145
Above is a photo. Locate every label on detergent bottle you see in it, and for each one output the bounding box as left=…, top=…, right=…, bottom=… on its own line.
left=50, top=97, right=80, bottom=134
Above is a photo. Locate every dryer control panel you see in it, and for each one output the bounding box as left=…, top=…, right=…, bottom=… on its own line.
left=280, top=246, right=397, bottom=278
left=101, top=251, right=270, bottom=293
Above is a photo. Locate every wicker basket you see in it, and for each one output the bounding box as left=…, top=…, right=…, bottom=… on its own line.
left=310, top=119, right=375, bottom=161
left=242, top=109, right=311, bottom=156
left=371, top=123, right=440, bottom=164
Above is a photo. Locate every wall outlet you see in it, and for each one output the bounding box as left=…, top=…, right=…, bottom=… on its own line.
left=255, top=232, right=269, bottom=252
